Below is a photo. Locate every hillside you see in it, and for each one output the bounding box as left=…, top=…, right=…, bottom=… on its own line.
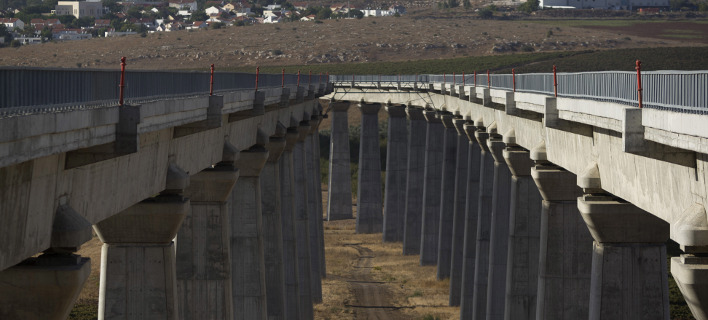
left=1, top=10, right=706, bottom=71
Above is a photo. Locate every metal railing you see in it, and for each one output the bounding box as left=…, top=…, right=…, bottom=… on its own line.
left=332, top=70, right=708, bottom=113
left=0, top=67, right=304, bottom=112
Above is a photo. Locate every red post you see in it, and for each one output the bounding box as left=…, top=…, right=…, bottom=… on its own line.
left=255, top=66, right=260, bottom=92
left=443, top=73, right=446, bottom=84
left=553, top=65, right=558, bottom=97
left=119, top=57, right=126, bottom=106
left=474, top=70, right=477, bottom=87
left=636, top=60, right=643, bottom=108
left=463, top=72, right=466, bottom=86
left=487, top=69, right=490, bottom=89
left=512, top=68, right=516, bottom=92
left=308, top=70, right=312, bottom=86
left=453, top=72, right=456, bottom=85
left=282, top=68, right=285, bottom=88
left=210, top=64, right=214, bottom=96
left=297, top=70, right=301, bottom=88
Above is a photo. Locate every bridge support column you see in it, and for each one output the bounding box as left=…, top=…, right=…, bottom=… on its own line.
left=447, top=118, right=470, bottom=294
left=305, top=117, right=323, bottom=303
left=294, top=122, right=315, bottom=319
left=327, top=101, right=353, bottom=221
left=383, top=103, right=408, bottom=242
left=452, top=122, right=481, bottom=308
left=403, top=106, right=427, bottom=255
left=280, top=127, right=302, bottom=320
left=531, top=149, right=591, bottom=320
left=485, top=124, right=514, bottom=320
left=356, top=102, right=383, bottom=234
left=0, top=205, right=92, bottom=320
left=261, top=125, right=288, bottom=320
left=437, top=113, right=459, bottom=278
left=96, top=189, right=190, bottom=320
left=177, top=161, right=239, bottom=320
left=578, top=195, right=670, bottom=320
left=420, top=110, right=445, bottom=266
left=464, top=127, right=495, bottom=320
left=671, top=203, right=708, bottom=320
left=231, top=143, right=270, bottom=320
left=310, top=108, right=326, bottom=278
left=502, top=142, right=543, bottom=320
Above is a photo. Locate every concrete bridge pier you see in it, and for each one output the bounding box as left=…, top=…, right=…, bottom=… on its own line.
left=383, top=103, right=408, bottom=243
left=310, top=109, right=326, bottom=278
left=420, top=110, right=445, bottom=266
left=95, top=169, right=190, bottom=320
left=294, top=122, right=315, bottom=319
left=578, top=194, right=670, bottom=320
left=502, top=142, right=542, bottom=320
left=177, top=158, right=239, bottom=320
left=437, top=113, right=459, bottom=278
left=671, top=203, right=708, bottom=320
left=356, top=102, right=383, bottom=234
left=305, top=117, right=323, bottom=303
left=531, top=146, right=591, bottom=320
left=402, top=106, right=427, bottom=255
left=0, top=205, right=92, bottom=320
left=452, top=122, right=481, bottom=308
left=231, top=142, right=270, bottom=320
left=261, top=125, right=288, bottom=320
left=447, top=117, right=471, bottom=300
left=327, top=101, right=353, bottom=221
left=465, top=127, right=495, bottom=320
left=280, top=127, right=302, bottom=320
left=485, top=125, right=514, bottom=320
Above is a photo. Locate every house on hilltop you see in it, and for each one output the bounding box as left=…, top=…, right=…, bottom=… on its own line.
left=0, top=18, right=25, bottom=30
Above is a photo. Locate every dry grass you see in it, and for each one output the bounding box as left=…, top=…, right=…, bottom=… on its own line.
left=0, top=10, right=697, bottom=71
left=317, top=186, right=459, bottom=320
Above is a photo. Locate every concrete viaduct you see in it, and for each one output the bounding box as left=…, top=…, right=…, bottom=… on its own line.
left=326, top=72, right=708, bottom=320
left=0, top=67, right=707, bottom=320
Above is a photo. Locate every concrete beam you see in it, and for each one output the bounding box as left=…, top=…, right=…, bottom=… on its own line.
left=304, top=117, right=323, bottom=303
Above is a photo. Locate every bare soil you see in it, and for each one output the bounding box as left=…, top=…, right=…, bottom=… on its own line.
left=585, top=21, right=708, bottom=44
left=0, top=10, right=700, bottom=71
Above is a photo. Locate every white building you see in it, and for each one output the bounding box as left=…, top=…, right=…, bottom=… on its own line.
left=169, top=0, right=198, bottom=11
left=362, top=9, right=389, bottom=17
left=205, top=6, right=222, bottom=15
left=0, top=18, right=25, bottom=30
left=54, top=1, right=104, bottom=18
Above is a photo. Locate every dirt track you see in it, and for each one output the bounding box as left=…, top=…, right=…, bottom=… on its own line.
left=346, top=244, right=409, bottom=320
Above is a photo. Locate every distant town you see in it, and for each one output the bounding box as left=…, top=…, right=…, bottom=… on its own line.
left=0, top=0, right=406, bottom=46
